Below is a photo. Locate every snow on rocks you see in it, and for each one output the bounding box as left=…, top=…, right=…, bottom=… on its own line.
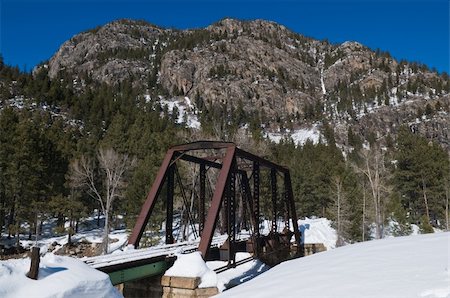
left=266, top=125, right=322, bottom=146
left=0, top=254, right=122, bottom=298
left=165, top=252, right=217, bottom=288
left=158, top=96, right=201, bottom=129
left=219, top=232, right=450, bottom=298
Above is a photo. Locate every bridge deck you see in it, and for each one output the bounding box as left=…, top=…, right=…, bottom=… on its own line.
left=84, top=234, right=250, bottom=270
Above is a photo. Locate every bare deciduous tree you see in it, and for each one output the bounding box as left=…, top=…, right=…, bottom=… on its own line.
left=355, top=146, right=390, bottom=239
left=69, top=148, right=135, bottom=254
left=331, top=175, right=346, bottom=246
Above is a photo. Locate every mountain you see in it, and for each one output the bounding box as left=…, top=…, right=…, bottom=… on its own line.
left=43, top=18, right=450, bottom=150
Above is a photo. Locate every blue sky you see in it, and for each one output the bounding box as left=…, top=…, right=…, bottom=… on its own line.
left=1, top=0, right=449, bottom=73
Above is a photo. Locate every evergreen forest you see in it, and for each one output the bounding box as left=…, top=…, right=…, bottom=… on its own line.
left=0, top=53, right=449, bottom=252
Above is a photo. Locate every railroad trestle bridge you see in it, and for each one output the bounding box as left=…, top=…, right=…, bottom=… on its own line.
left=86, top=141, right=304, bottom=288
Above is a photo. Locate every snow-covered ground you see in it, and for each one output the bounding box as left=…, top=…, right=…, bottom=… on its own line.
left=0, top=254, right=121, bottom=298
left=1, top=215, right=129, bottom=256
left=219, top=232, right=450, bottom=298
left=2, top=215, right=447, bottom=297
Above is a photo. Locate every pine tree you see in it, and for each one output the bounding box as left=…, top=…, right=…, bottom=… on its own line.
left=394, top=127, right=449, bottom=226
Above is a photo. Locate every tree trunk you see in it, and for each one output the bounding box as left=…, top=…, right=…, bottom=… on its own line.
left=445, top=188, right=449, bottom=231
left=362, top=183, right=366, bottom=242
left=35, top=212, right=39, bottom=246
left=7, top=203, right=15, bottom=239
left=422, top=177, right=430, bottom=224
left=26, top=247, right=40, bottom=280
left=336, top=187, right=342, bottom=246
left=57, top=212, right=64, bottom=228
left=372, top=193, right=381, bottom=239
left=68, top=212, right=73, bottom=246
left=15, top=221, right=20, bottom=248
left=0, top=197, right=4, bottom=236
left=102, top=211, right=109, bottom=255
left=39, top=220, right=43, bottom=235
left=334, top=177, right=344, bottom=246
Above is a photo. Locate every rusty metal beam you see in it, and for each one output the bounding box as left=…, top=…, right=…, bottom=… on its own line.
left=283, top=188, right=290, bottom=230
left=173, top=142, right=288, bottom=172
left=271, top=168, right=278, bottom=233
left=241, top=172, right=255, bottom=230
left=253, top=161, right=260, bottom=239
left=235, top=148, right=288, bottom=173
left=171, top=141, right=235, bottom=151
left=175, top=152, right=246, bottom=175
left=241, top=175, right=248, bottom=231
left=166, top=165, right=174, bottom=244
left=285, top=172, right=301, bottom=250
left=198, top=145, right=236, bottom=258
left=174, top=152, right=221, bottom=169
left=227, top=167, right=236, bottom=267
left=199, top=163, right=206, bottom=234
left=129, top=149, right=175, bottom=248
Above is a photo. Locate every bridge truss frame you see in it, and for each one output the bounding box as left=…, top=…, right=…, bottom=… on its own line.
left=128, top=141, right=301, bottom=262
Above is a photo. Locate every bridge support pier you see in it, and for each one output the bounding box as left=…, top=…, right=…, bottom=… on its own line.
left=161, top=276, right=218, bottom=298
left=120, top=274, right=219, bottom=298
left=123, top=275, right=164, bottom=298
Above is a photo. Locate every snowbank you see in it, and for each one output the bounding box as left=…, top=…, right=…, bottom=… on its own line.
left=165, top=252, right=217, bottom=288
left=219, top=232, right=450, bottom=298
left=0, top=254, right=122, bottom=298
left=298, top=217, right=337, bottom=250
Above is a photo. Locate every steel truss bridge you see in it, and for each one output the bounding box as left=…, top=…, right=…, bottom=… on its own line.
left=85, top=141, right=302, bottom=285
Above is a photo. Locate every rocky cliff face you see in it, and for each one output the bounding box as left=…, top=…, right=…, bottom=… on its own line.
left=48, top=20, right=168, bottom=86
left=45, top=18, right=450, bottom=149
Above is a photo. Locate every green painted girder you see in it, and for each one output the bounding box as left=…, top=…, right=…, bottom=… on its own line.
left=107, top=260, right=170, bottom=285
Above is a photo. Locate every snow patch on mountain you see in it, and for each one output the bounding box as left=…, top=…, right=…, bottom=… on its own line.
left=158, top=96, right=201, bottom=129
left=265, top=125, right=322, bottom=146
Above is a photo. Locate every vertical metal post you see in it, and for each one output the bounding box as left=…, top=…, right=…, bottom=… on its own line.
left=241, top=174, right=248, bottom=230
left=283, top=188, right=290, bottom=230
left=285, top=172, right=302, bottom=255
left=253, top=162, right=260, bottom=238
left=199, top=163, right=206, bottom=234
left=228, top=168, right=236, bottom=267
left=241, top=173, right=255, bottom=230
left=271, top=168, right=278, bottom=233
left=165, top=165, right=174, bottom=244
left=223, top=185, right=229, bottom=234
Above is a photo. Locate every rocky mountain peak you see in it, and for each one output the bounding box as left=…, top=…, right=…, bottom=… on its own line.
left=42, top=18, right=450, bottom=150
